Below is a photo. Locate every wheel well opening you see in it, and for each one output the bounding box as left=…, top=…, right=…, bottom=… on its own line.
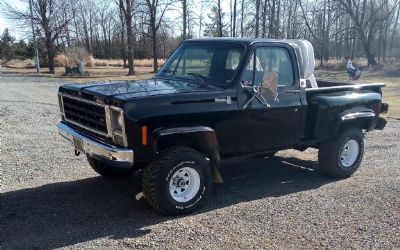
left=339, top=119, right=371, bottom=134
left=157, top=134, right=199, bottom=153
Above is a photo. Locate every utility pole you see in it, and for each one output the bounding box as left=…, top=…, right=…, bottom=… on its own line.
left=29, top=0, right=40, bottom=74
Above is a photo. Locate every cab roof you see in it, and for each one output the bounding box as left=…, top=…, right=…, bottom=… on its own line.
left=186, top=37, right=294, bottom=46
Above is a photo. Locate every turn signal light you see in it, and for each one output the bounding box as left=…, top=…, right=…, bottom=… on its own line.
left=141, top=126, right=148, bottom=146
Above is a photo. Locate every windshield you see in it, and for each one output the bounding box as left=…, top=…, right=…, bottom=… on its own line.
left=156, top=42, right=245, bottom=87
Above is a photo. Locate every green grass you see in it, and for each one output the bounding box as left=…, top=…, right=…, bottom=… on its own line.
left=315, top=70, right=400, bottom=119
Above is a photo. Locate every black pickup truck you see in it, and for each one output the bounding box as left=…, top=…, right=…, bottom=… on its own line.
left=57, top=38, right=388, bottom=214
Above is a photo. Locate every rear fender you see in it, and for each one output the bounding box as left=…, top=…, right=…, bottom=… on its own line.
left=308, top=90, right=383, bottom=139
left=336, top=108, right=377, bottom=134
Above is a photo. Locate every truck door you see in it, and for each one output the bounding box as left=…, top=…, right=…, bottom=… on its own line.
left=237, top=44, right=305, bottom=153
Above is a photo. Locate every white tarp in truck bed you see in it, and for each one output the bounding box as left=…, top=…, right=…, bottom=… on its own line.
left=289, top=40, right=318, bottom=88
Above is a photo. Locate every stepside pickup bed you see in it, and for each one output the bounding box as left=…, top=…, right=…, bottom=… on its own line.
left=57, top=38, right=388, bottom=214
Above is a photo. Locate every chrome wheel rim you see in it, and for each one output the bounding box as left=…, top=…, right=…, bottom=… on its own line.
left=340, top=139, right=359, bottom=168
left=169, top=167, right=200, bottom=202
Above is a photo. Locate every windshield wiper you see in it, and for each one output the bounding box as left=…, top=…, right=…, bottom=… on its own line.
left=187, top=72, right=207, bottom=84
left=162, top=69, right=177, bottom=79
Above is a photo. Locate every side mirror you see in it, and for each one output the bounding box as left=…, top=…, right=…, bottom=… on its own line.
left=241, top=71, right=279, bottom=109
left=260, top=71, right=278, bottom=99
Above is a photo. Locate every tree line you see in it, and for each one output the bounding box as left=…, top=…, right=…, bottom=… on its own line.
left=1, top=0, right=400, bottom=74
left=0, top=28, right=34, bottom=62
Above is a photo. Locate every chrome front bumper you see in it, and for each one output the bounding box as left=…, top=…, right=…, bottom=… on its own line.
left=57, top=122, right=134, bottom=165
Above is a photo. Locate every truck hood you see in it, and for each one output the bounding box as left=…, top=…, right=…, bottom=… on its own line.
left=59, top=78, right=217, bottom=103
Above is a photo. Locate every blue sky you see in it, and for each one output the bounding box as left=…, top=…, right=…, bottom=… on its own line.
left=0, top=0, right=28, bottom=39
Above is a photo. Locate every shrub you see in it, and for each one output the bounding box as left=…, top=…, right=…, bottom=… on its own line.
left=89, top=58, right=166, bottom=68
left=54, top=54, right=73, bottom=67
left=55, top=47, right=92, bottom=67
left=85, top=56, right=95, bottom=67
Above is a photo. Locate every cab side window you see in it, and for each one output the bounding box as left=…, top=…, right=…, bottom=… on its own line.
left=241, top=47, right=294, bottom=86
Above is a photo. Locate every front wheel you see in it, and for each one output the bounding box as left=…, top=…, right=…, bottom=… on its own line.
left=318, top=128, right=364, bottom=178
left=143, top=146, right=211, bottom=215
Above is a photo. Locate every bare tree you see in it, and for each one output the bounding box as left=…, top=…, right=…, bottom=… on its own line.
left=335, top=0, right=392, bottom=66
left=389, top=1, right=400, bottom=56
left=255, top=0, right=261, bottom=37
left=3, top=0, right=72, bottom=73
left=143, top=0, right=173, bottom=72
left=217, top=0, right=223, bottom=37
left=268, top=0, right=276, bottom=38
left=197, top=0, right=208, bottom=37
left=240, top=0, right=245, bottom=37
left=261, top=0, right=268, bottom=37
left=117, top=0, right=136, bottom=75
left=232, top=0, right=237, bottom=37
left=118, top=5, right=128, bottom=68
left=182, top=0, right=187, bottom=40
left=99, top=1, right=113, bottom=59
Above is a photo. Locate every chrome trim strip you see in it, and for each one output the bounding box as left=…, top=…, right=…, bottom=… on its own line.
left=59, top=93, right=105, bottom=107
left=63, top=118, right=110, bottom=137
left=341, top=111, right=376, bottom=121
left=57, top=122, right=134, bottom=164
left=156, top=126, right=215, bottom=136
left=306, top=83, right=385, bottom=93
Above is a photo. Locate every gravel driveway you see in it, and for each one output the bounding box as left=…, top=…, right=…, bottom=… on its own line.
left=1, top=75, right=399, bottom=249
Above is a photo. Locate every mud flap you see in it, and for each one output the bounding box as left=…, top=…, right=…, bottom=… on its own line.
left=212, top=168, right=224, bottom=184
left=210, top=153, right=223, bottom=184
left=375, top=117, right=387, bottom=130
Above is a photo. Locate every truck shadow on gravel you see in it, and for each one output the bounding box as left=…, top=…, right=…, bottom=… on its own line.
left=2, top=155, right=336, bottom=249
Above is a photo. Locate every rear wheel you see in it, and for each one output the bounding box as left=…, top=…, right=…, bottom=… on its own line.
left=143, top=146, right=211, bottom=215
left=87, top=155, right=133, bottom=179
left=318, top=128, right=364, bottom=178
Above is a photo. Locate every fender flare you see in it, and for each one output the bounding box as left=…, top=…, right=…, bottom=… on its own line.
left=336, top=109, right=377, bottom=133
left=152, top=126, right=220, bottom=161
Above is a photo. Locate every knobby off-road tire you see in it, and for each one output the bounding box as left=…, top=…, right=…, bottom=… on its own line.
left=143, top=146, right=211, bottom=215
left=318, top=127, right=364, bottom=178
left=87, top=155, right=133, bottom=179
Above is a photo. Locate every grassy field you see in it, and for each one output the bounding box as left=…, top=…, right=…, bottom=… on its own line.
left=1, top=65, right=398, bottom=118
left=0, top=66, right=154, bottom=82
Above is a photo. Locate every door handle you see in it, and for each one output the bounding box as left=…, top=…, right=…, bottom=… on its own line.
left=286, top=89, right=301, bottom=94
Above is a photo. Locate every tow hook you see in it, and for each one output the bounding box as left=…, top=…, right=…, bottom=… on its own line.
left=75, top=150, right=81, bottom=156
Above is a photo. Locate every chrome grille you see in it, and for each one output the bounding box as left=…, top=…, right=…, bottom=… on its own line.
left=61, top=95, right=108, bottom=135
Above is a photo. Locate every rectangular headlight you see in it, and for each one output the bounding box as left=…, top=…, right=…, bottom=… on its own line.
left=107, top=106, right=127, bottom=146
left=110, top=107, right=123, bottom=132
